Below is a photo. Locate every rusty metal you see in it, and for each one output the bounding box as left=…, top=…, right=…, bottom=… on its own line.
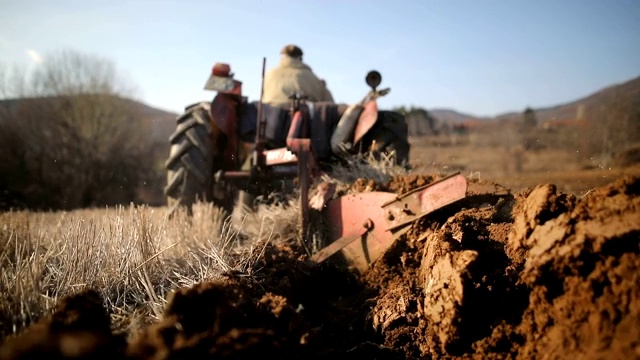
left=209, top=94, right=239, bottom=169
left=286, top=111, right=304, bottom=148
left=314, top=191, right=398, bottom=272
left=253, top=57, right=267, bottom=169
left=311, top=232, right=368, bottom=264
left=382, top=172, right=468, bottom=231
left=313, top=173, right=468, bottom=274
left=298, top=143, right=310, bottom=242
left=280, top=92, right=317, bottom=245
left=353, top=99, right=379, bottom=145
left=330, top=104, right=364, bottom=157
left=352, top=71, right=391, bottom=146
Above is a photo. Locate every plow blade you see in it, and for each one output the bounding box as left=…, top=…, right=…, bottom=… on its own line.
left=312, top=173, right=468, bottom=273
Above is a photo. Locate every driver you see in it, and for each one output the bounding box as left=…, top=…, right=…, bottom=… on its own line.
left=263, top=44, right=334, bottom=106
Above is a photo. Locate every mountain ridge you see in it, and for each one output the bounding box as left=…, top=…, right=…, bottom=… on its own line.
left=401, top=75, right=640, bottom=134
left=2, top=74, right=638, bottom=141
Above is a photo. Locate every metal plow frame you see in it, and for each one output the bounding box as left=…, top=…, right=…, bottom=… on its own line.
left=312, top=173, right=468, bottom=274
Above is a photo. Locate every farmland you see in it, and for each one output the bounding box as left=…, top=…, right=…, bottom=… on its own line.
left=1, top=145, right=639, bottom=358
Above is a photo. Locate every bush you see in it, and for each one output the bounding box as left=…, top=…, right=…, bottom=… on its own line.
left=0, top=49, right=153, bottom=210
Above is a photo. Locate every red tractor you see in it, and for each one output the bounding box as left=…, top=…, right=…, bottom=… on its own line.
left=164, top=59, right=467, bottom=273
left=164, top=60, right=409, bottom=216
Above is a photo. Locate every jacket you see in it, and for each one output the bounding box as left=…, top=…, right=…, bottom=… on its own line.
left=262, top=55, right=334, bottom=107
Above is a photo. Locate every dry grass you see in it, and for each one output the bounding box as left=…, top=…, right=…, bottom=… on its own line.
left=409, top=135, right=640, bottom=195
left=0, top=202, right=296, bottom=338
left=323, top=151, right=411, bottom=193
left=0, top=151, right=413, bottom=339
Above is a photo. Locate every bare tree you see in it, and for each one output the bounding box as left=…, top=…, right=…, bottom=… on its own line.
left=522, top=107, right=538, bottom=129
left=0, top=49, right=153, bottom=210
left=520, top=107, right=540, bottom=151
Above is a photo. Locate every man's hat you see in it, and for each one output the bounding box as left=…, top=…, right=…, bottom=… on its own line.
left=281, top=44, right=303, bottom=58
left=204, top=62, right=242, bottom=96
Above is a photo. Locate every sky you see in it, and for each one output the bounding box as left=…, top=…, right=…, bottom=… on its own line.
left=0, top=0, right=639, bottom=117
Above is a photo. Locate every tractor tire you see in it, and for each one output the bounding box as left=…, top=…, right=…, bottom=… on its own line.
left=362, top=110, right=410, bottom=166
left=164, top=102, right=218, bottom=216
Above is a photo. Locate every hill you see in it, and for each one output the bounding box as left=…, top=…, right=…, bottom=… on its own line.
left=407, top=75, right=640, bottom=135
left=429, top=108, right=491, bottom=124
left=23, top=74, right=633, bottom=147
left=122, top=99, right=179, bottom=144
left=3, top=73, right=639, bottom=155
left=493, top=76, right=640, bottom=126
left=0, top=96, right=179, bottom=142
left=496, top=77, right=640, bottom=124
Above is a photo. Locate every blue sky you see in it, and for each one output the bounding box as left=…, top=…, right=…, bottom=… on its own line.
left=1, top=0, right=638, bottom=117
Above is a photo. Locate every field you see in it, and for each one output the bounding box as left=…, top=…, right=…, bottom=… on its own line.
left=0, top=139, right=639, bottom=359
left=409, top=134, right=640, bottom=195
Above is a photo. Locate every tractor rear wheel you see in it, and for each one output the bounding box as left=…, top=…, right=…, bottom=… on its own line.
left=164, top=102, right=227, bottom=216
left=362, top=110, right=410, bottom=166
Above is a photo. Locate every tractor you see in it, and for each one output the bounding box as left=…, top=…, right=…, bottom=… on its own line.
left=164, top=58, right=468, bottom=274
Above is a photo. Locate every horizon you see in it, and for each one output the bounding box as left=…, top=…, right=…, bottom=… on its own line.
left=1, top=0, right=639, bottom=118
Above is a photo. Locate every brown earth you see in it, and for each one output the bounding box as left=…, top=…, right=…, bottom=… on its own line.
left=1, top=174, right=639, bottom=359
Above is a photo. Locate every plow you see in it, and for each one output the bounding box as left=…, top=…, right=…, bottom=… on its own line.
left=165, top=58, right=469, bottom=274
left=310, top=172, right=467, bottom=273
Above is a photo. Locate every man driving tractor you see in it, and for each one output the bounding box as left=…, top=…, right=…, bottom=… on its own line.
left=166, top=47, right=409, bottom=224
left=262, top=44, right=334, bottom=106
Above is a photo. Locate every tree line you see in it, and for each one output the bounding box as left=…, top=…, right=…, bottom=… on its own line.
left=0, top=49, right=158, bottom=210
left=396, top=102, right=639, bottom=167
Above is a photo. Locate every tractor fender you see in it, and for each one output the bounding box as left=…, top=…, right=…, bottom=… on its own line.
left=209, top=93, right=239, bottom=137
left=353, top=100, right=379, bottom=145
left=209, top=93, right=241, bottom=169
left=330, top=104, right=363, bottom=158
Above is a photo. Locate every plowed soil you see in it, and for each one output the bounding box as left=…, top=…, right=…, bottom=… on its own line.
left=1, top=174, right=639, bottom=359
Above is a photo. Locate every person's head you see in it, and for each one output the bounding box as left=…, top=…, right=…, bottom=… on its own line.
left=281, top=44, right=303, bottom=60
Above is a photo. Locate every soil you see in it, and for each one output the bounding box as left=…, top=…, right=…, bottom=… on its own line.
left=1, top=174, right=639, bottom=359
